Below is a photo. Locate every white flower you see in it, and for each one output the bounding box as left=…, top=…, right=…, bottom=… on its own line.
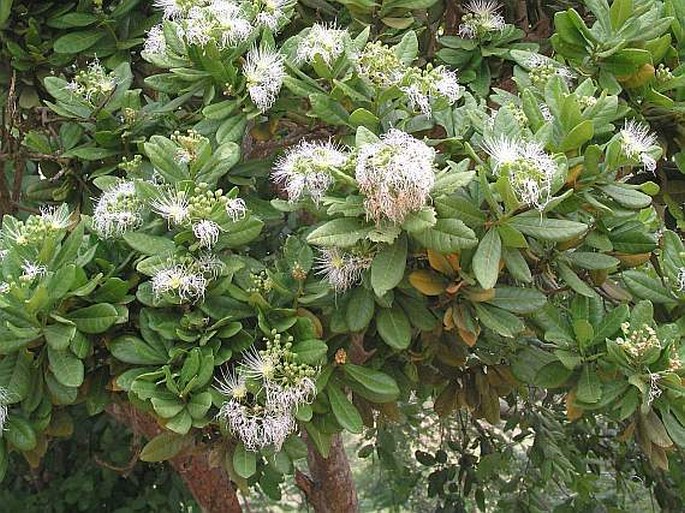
left=143, top=24, right=167, bottom=55
left=217, top=399, right=295, bottom=451
left=152, top=263, right=207, bottom=302
left=272, top=140, right=348, bottom=203
left=151, top=189, right=190, bottom=226
left=93, top=181, right=143, bottom=239
left=433, top=67, right=462, bottom=104
left=402, top=66, right=461, bottom=116
left=20, top=260, right=47, bottom=282
left=241, top=347, right=279, bottom=381
left=296, top=23, right=347, bottom=66
left=620, top=119, right=659, bottom=173
left=40, top=205, right=71, bottom=231
left=265, top=377, right=317, bottom=410
left=194, top=253, right=225, bottom=279
left=225, top=197, right=247, bottom=221
left=483, top=137, right=558, bottom=210
left=677, top=267, right=685, bottom=292
left=255, top=0, right=289, bottom=31
left=356, top=129, right=436, bottom=224
left=192, top=219, right=221, bottom=248
left=0, top=282, right=10, bottom=294
left=315, top=247, right=372, bottom=292
left=183, top=6, right=214, bottom=46
left=209, top=0, right=252, bottom=48
left=458, top=0, right=505, bottom=39
left=0, top=386, right=9, bottom=431
left=243, top=47, right=285, bottom=113
left=215, top=369, right=248, bottom=400
left=154, top=0, right=189, bottom=19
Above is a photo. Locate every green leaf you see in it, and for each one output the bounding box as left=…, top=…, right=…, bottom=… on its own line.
left=53, top=31, right=105, bottom=53
left=486, top=287, right=546, bottom=314
left=593, top=304, right=629, bottom=343
left=222, top=217, right=263, bottom=248
left=600, top=184, right=652, bottom=209
left=67, top=304, right=119, bottom=334
left=233, top=444, right=257, bottom=478
left=472, top=229, right=501, bottom=289
left=345, top=288, right=375, bottom=332
left=4, top=417, right=37, bottom=451
left=47, top=347, right=84, bottom=388
left=0, top=351, right=31, bottom=402
left=344, top=364, right=399, bottom=402
left=558, top=262, right=597, bottom=298
left=609, top=0, right=632, bottom=29
left=109, top=335, right=168, bottom=365
left=394, top=30, right=418, bottom=65
left=308, top=94, right=349, bottom=125
left=410, top=219, right=477, bottom=252
left=187, top=391, right=212, bottom=419
left=0, top=0, right=13, bottom=26
left=139, top=432, right=187, bottom=462
left=123, top=232, right=174, bottom=256
left=376, top=306, right=412, bottom=350
left=566, top=252, right=619, bottom=270
left=144, top=136, right=188, bottom=182
left=307, top=218, right=372, bottom=247
left=623, top=271, right=676, bottom=304
left=165, top=409, right=192, bottom=434
left=576, top=365, right=602, bottom=403
left=371, top=235, right=407, bottom=297
left=292, top=339, right=328, bottom=365
left=473, top=304, right=524, bottom=338
left=44, top=323, right=76, bottom=351
left=508, top=214, right=588, bottom=242
left=561, top=120, right=594, bottom=151
left=327, top=384, right=363, bottom=434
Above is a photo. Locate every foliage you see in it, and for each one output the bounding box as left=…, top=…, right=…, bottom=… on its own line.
left=1, top=0, right=685, bottom=511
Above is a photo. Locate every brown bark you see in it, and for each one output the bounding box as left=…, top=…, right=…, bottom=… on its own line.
left=295, top=433, right=359, bottom=513
left=107, top=402, right=243, bottom=513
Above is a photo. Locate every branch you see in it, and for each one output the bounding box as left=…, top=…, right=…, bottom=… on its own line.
left=106, top=402, right=243, bottom=513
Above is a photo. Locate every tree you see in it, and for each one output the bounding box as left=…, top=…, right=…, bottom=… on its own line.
left=1, top=0, right=685, bottom=511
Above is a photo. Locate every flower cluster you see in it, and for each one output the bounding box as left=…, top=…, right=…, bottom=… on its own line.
left=272, top=140, right=349, bottom=204
left=315, top=247, right=372, bottom=292
left=150, top=0, right=292, bottom=51
left=216, top=331, right=319, bottom=451
left=356, top=42, right=406, bottom=89
left=483, top=136, right=558, bottom=210
left=356, top=129, right=436, bottom=224
left=677, top=267, right=685, bottom=292
left=151, top=183, right=247, bottom=249
left=620, top=119, right=659, bottom=173
left=254, top=0, right=291, bottom=32
left=0, top=205, right=71, bottom=249
left=526, top=54, right=574, bottom=88
left=615, top=323, right=660, bottom=361
left=65, top=59, right=117, bottom=104
left=401, top=66, right=462, bottom=116
left=171, top=130, right=206, bottom=164
left=151, top=260, right=210, bottom=302
left=92, top=181, right=144, bottom=239
left=243, top=46, right=286, bottom=113
left=143, top=24, right=167, bottom=55
left=458, top=0, right=506, bottom=39
left=296, top=23, right=348, bottom=66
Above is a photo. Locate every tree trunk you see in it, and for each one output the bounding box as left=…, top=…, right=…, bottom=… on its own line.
left=295, top=433, right=359, bottom=513
left=107, top=402, right=243, bottom=513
